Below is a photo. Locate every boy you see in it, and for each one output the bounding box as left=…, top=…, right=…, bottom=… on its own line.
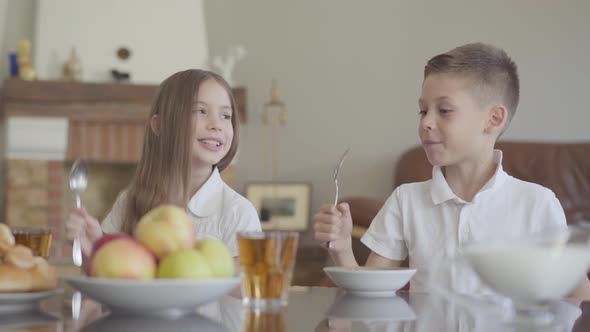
left=314, top=43, right=590, bottom=301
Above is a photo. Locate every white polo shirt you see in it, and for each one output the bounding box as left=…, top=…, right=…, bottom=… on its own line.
left=361, top=150, right=567, bottom=293
left=101, top=168, right=261, bottom=256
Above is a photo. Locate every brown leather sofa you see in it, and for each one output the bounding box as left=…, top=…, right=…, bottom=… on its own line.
left=343, top=141, right=590, bottom=266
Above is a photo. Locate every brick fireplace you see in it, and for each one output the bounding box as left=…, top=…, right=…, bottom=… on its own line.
left=1, top=79, right=242, bottom=259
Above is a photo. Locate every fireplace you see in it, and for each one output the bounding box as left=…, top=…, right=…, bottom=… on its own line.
left=1, top=79, right=241, bottom=258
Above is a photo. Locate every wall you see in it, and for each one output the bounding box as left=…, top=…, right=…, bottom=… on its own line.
left=0, top=0, right=36, bottom=85
left=204, top=0, right=590, bottom=238
left=34, top=0, right=209, bottom=84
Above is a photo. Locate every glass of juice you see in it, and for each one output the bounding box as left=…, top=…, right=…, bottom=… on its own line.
left=237, top=231, right=299, bottom=312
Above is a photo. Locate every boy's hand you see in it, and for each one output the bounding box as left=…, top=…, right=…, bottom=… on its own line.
left=65, top=208, right=103, bottom=258
left=313, top=202, right=353, bottom=253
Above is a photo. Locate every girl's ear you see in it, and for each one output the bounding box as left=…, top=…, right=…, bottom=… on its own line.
left=150, top=114, right=160, bottom=136
left=485, top=105, right=507, bottom=134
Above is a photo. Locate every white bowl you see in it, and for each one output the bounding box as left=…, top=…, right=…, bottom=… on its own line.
left=323, top=267, right=416, bottom=297
left=64, top=276, right=240, bottom=317
left=327, top=293, right=416, bottom=321
left=464, top=243, right=590, bottom=302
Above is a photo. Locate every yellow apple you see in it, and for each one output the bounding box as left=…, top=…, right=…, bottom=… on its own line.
left=157, top=249, right=213, bottom=279
left=90, top=234, right=157, bottom=279
left=195, top=239, right=235, bottom=277
left=134, top=205, right=195, bottom=259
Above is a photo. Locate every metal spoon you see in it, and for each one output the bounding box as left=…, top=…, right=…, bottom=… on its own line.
left=69, top=159, right=88, bottom=267
left=328, top=148, right=350, bottom=249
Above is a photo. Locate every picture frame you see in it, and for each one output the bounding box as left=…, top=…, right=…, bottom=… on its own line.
left=245, top=182, right=311, bottom=231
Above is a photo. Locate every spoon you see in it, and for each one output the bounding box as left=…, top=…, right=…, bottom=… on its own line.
left=327, top=148, right=350, bottom=249
left=69, top=159, right=88, bottom=267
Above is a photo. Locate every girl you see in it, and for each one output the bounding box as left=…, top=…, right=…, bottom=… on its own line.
left=66, top=69, right=261, bottom=263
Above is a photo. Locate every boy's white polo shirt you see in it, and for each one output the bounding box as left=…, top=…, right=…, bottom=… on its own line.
left=361, top=150, right=567, bottom=293
left=101, top=168, right=261, bottom=256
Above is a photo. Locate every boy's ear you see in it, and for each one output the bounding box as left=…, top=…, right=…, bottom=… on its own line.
left=150, top=114, right=160, bottom=136
left=485, top=105, right=507, bottom=134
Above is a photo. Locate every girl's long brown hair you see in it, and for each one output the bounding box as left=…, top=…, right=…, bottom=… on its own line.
left=120, top=69, right=240, bottom=234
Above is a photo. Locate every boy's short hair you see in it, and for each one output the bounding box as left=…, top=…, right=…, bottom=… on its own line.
left=424, top=43, right=520, bottom=123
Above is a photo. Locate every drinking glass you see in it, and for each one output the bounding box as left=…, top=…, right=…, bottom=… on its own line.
left=11, top=226, right=53, bottom=258
left=237, top=231, right=298, bottom=312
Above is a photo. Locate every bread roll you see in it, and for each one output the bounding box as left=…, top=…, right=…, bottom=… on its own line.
left=0, top=224, right=58, bottom=292
left=0, top=264, right=33, bottom=292
left=31, top=257, right=58, bottom=291
left=5, top=245, right=35, bottom=269
left=0, top=223, right=15, bottom=257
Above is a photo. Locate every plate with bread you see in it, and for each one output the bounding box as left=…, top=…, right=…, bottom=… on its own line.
left=0, top=224, right=60, bottom=314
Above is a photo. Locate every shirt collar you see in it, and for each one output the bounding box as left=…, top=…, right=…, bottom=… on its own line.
left=187, top=168, right=224, bottom=217
left=430, top=149, right=508, bottom=205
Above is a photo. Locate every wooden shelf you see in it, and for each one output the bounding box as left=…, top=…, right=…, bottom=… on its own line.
left=1, top=79, right=247, bottom=123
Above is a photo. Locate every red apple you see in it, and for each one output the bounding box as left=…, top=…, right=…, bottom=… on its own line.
left=86, top=233, right=131, bottom=276
left=89, top=235, right=157, bottom=279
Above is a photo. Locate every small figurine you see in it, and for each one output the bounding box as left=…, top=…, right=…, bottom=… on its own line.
left=111, top=47, right=131, bottom=82
left=17, top=39, right=36, bottom=81
left=63, top=48, right=82, bottom=81
left=9, top=52, right=18, bottom=77
left=111, top=69, right=130, bottom=82
left=211, top=45, right=247, bottom=86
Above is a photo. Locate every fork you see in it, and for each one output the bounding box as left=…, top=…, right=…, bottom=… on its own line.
left=327, top=147, right=350, bottom=249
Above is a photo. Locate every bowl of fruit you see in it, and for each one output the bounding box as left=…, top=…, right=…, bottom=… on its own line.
left=64, top=205, right=240, bottom=317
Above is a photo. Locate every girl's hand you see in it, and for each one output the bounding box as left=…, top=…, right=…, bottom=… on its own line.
left=313, top=202, right=353, bottom=253
left=65, top=208, right=103, bottom=258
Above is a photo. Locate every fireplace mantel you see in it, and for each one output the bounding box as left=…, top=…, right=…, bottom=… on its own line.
left=1, top=78, right=247, bottom=122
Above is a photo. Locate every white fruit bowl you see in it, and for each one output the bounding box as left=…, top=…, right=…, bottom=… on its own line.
left=64, top=275, right=240, bottom=317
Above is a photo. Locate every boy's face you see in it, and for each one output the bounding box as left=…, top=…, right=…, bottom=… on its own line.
left=418, top=74, right=492, bottom=167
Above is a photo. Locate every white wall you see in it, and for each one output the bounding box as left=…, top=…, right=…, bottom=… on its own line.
left=0, top=0, right=36, bottom=85
left=34, top=0, right=209, bottom=84
left=204, top=1, right=590, bottom=240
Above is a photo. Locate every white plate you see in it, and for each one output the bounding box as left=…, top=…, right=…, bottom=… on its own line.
left=64, top=276, right=241, bottom=317
left=327, top=293, right=416, bottom=322
left=323, top=267, right=416, bottom=297
left=0, top=289, right=62, bottom=314
left=0, top=311, right=58, bottom=329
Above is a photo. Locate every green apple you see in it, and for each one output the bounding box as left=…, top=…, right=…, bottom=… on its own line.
left=157, top=249, right=212, bottom=279
left=195, top=239, right=235, bottom=277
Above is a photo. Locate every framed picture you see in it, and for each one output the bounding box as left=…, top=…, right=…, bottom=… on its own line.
left=245, top=183, right=311, bottom=231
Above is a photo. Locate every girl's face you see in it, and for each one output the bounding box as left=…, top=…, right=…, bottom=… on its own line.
left=191, top=79, right=234, bottom=170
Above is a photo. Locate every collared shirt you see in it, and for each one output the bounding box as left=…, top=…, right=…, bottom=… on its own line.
left=101, top=168, right=261, bottom=256
left=361, top=150, right=567, bottom=293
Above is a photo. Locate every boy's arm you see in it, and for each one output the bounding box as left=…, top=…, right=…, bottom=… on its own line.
left=567, top=276, right=590, bottom=305
left=365, top=251, right=403, bottom=269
